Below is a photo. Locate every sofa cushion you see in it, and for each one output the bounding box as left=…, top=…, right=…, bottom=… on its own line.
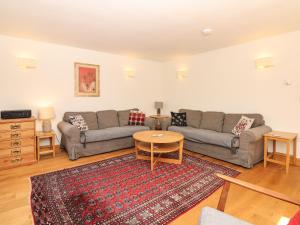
left=168, top=126, right=239, bottom=148
left=171, top=112, right=187, bottom=126
left=81, top=126, right=149, bottom=143
left=223, top=113, right=264, bottom=133
left=200, top=112, right=224, bottom=132
left=179, top=109, right=202, bottom=128
left=69, top=115, right=89, bottom=131
left=96, top=110, right=119, bottom=129
left=63, top=112, right=98, bottom=130
left=118, top=108, right=138, bottom=126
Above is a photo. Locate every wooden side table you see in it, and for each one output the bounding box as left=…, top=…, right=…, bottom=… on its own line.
left=149, top=115, right=170, bottom=130
left=36, top=131, right=56, bottom=161
left=263, top=131, right=297, bottom=173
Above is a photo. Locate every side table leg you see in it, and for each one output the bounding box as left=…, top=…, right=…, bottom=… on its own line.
left=52, top=135, right=56, bottom=158
left=286, top=141, right=290, bottom=173
left=264, top=137, right=268, bottom=168
left=151, top=143, right=154, bottom=171
left=37, top=138, right=40, bottom=162
left=293, top=138, right=297, bottom=165
left=273, top=140, right=276, bottom=159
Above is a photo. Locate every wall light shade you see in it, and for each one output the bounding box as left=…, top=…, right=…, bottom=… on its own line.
left=124, top=68, right=136, bottom=78
left=255, top=57, right=274, bottom=69
left=176, top=69, right=188, bottom=79
left=17, top=57, right=37, bottom=69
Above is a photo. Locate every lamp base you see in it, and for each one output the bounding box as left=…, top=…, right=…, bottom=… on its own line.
left=156, top=108, right=161, bottom=116
left=42, top=120, right=52, bottom=132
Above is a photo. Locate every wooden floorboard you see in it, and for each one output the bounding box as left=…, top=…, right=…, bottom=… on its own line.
left=0, top=148, right=299, bottom=225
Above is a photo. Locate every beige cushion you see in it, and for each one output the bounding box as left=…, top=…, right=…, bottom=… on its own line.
left=117, top=108, right=138, bottom=126
left=179, top=109, right=202, bottom=128
left=96, top=110, right=119, bottom=129
left=63, top=112, right=98, bottom=130
left=200, top=111, right=224, bottom=132
left=223, top=113, right=264, bottom=133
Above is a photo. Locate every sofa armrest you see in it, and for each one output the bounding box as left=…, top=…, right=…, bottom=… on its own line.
left=144, top=117, right=155, bottom=130
left=238, top=125, right=272, bottom=168
left=240, top=125, right=272, bottom=145
left=57, top=121, right=80, bottom=143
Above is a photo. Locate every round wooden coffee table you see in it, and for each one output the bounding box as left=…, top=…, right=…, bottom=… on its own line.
left=133, top=130, right=184, bottom=171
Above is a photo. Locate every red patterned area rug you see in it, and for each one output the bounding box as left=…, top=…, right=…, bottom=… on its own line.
left=30, top=153, right=239, bottom=225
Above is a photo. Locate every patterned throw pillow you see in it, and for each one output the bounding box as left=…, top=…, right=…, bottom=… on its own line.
left=171, top=112, right=187, bottom=126
left=69, top=115, right=89, bottom=132
left=232, top=116, right=254, bottom=136
left=128, top=111, right=145, bottom=126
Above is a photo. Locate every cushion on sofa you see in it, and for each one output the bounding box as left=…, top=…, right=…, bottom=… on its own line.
left=179, top=109, right=202, bottom=128
left=171, top=112, right=187, bottom=126
left=97, top=110, right=119, bottom=129
left=63, top=112, right=98, bottom=130
left=223, top=113, right=264, bottom=133
left=118, top=108, right=138, bottom=126
left=200, top=112, right=225, bottom=132
left=168, top=126, right=239, bottom=149
left=81, top=126, right=149, bottom=143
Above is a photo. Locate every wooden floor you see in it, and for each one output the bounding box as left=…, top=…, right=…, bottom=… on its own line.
left=0, top=148, right=299, bottom=225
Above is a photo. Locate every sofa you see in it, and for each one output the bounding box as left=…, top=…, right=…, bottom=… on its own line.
left=162, top=109, right=271, bottom=168
left=58, top=109, right=154, bottom=160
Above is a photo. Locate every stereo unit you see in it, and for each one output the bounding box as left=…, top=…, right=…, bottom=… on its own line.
left=1, top=110, right=32, bottom=119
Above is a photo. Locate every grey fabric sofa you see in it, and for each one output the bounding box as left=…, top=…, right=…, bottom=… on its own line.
left=163, top=109, right=271, bottom=168
left=58, top=109, right=153, bottom=160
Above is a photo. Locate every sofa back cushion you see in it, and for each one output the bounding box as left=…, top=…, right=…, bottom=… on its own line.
left=63, top=112, right=98, bottom=130
left=179, top=109, right=202, bottom=128
left=200, top=111, right=225, bottom=132
left=223, top=113, right=265, bottom=133
left=117, top=108, right=138, bottom=126
left=96, top=110, right=119, bottom=129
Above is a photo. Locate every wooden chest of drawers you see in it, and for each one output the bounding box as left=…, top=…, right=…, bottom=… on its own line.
left=0, top=117, right=36, bottom=170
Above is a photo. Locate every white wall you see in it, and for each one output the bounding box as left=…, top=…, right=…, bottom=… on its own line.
left=163, top=31, right=300, bottom=157
left=0, top=35, right=164, bottom=141
left=1, top=32, right=299, bottom=157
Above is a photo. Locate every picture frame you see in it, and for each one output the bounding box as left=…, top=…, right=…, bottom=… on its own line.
left=74, top=62, right=100, bottom=97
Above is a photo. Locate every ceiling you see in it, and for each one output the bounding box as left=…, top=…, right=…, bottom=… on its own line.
left=0, top=0, right=299, bottom=61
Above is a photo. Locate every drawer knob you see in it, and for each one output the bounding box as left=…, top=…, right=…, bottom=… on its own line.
left=11, top=157, right=22, bottom=163
left=11, top=124, right=21, bottom=130
left=11, top=148, right=21, bottom=155
left=11, top=141, right=21, bottom=147
left=11, top=133, right=21, bottom=139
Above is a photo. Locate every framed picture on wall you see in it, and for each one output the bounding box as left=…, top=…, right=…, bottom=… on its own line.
left=74, top=62, right=100, bottom=97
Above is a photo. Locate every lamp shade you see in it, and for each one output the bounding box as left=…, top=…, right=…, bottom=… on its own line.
left=38, top=107, right=55, bottom=120
left=154, top=102, right=163, bottom=109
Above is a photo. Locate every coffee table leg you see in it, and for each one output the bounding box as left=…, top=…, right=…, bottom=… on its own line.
left=135, top=140, right=138, bottom=159
left=286, top=141, right=290, bottom=173
left=151, top=142, right=154, bottom=171
left=179, top=140, right=183, bottom=164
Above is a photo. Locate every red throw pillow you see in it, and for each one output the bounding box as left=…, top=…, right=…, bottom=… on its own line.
left=288, top=210, right=300, bottom=225
left=128, top=111, right=145, bottom=126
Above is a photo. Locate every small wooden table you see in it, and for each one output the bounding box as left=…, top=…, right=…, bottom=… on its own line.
left=264, top=131, right=297, bottom=173
left=133, top=130, right=184, bottom=171
left=149, top=115, right=170, bottom=130
left=36, top=131, right=56, bottom=161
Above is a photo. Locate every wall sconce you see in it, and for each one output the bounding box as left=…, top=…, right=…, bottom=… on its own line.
left=176, top=69, right=188, bottom=79
left=17, top=57, right=37, bottom=69
left=255, top=57, right=274, bottom=69
left=124, top=68, right=136, bottom=78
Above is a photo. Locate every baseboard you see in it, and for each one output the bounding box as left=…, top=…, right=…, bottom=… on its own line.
left=273, top=152, right=300, bottom=166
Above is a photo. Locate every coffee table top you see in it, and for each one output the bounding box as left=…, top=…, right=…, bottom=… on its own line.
left=133, top=130, right=183, bottom=144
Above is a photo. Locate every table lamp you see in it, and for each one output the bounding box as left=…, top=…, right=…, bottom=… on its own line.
left=154, top=102, right=163, bottom=115
left=38, top=107, right=55, bottom=132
